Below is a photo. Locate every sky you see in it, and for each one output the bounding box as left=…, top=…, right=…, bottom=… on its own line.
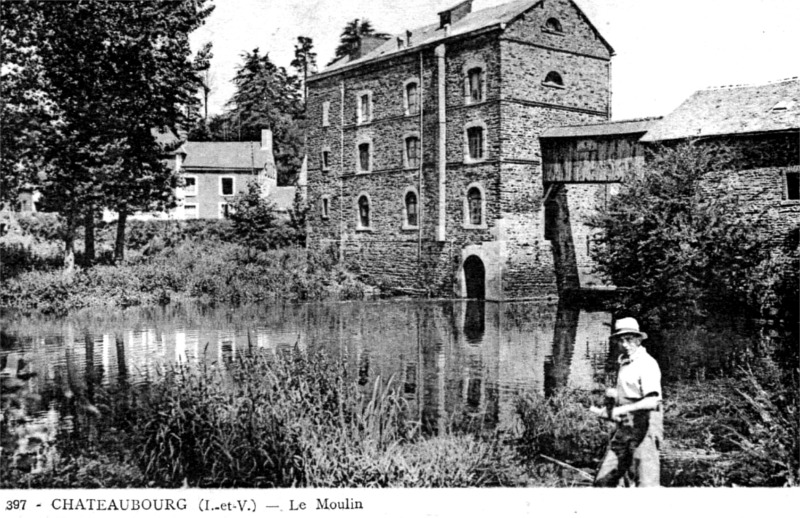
left=190, top=0, right=800, bottom=120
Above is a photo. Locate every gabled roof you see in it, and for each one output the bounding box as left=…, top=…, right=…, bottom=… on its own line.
left=541, top=117, right=661, bottom=139
left=642, top=78, right=800, bottom=142
left=183, top=141, right=273, bottom=170
left=315, top=0, right=612, bottom=79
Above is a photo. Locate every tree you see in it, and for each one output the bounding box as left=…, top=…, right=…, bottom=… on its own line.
left=329, top=19, right=388, bottom=65
left=589, top=141, right=785, bottom=326
left=228, top=180, right=278, bottom=250
left=291, top=36, right=316, bottom=103
left=8, top=0, right=213, bottom=267
left=213, top=49, right=304, bottom=185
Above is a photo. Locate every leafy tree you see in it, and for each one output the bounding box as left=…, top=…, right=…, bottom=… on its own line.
left=5, top=1, right=213, bottom=268
left=212, top=49, right=304, bottom=185
left=589, top=141, right=790, bottom=326
left=291, top=36, right=316, bottom=103
left=329, top=19, right=388, bottom=65
left=228, top=180, right=278, bottom=250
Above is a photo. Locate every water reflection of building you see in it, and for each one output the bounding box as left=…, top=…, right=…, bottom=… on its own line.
left=5, top=301, right=611, bottom=434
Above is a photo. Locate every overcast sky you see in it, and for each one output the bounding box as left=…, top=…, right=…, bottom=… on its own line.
left=190, top=0, right=800, bottom=120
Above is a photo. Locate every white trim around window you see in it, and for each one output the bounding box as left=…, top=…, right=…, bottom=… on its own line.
left=219, top=201, right=232, bottom=219
left=462, top=182, right=487, bottom=229
left=463, top=59, right=487, bottom=105
left=403, top=78, right=420, bottom=116
left=219, top=176, right=235, bottom=196
left=321, top=195, right=330, bottom=219
left=355, top=191, right=373, bottom=231
left=183, top=203, right=199, bottom=219
left=321, top=146, right=331, bottom=171
left=403, top=132, right=421, bottom=170
left=463, top=121, right=488, bottom=163
left=355, top=137, right=373, bottom=173
left=322, top=101, right=331, bottom=127
left=182, top=175, right=198, bottom=196
left=401, top=186, right=420, bottom=230
left=356, top=90, right=373, bottom=125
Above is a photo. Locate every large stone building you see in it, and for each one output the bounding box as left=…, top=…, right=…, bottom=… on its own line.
left=306, top=0, right=614, bottom=300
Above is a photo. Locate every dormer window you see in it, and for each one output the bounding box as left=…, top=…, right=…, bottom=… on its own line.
left=544, top=17, right=563, bottom=33
left=439, top=11, right=451, bottom=28
left=543, top=71, right=564, bottom=88
left=771, top=100, right=794, bottom=112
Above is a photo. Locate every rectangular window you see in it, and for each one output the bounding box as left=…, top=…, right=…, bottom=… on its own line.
left=406, top=137, right=420, bottom=169
left=184, top=204, right=198, bottom=219
left=468, top=69, right=483, bottom=103
left=786, top=171, right=800, bottom=200
left=220, top=177, right=234, bottom=196
left=358, top=143, right=370, bottom=172
left=406, top=83, right=419, bottom=115
left=321, top=197, right=330, bottom=219
left=467, top=127, right=484, bottom=160
left=359, top=94, right=371, bottom=123
left=183, top=176, right=197, bottom=196
left=322, top=101, right=330, bottom=127
left=219, top=203, right=231, bottom=219
left=321, top=150, right=330, bottom=170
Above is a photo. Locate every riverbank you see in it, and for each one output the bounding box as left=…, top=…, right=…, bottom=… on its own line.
left=0, top=214, right=374, bottom=315
left=2, top=344, right=796, bottom=488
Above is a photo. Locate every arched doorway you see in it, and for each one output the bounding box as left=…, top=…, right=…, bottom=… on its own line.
left=463, top=255, right=486, bottom=299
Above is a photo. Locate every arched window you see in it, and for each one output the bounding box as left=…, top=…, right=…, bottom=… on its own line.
left=467, top=187, right=482, bottom=225
left=405, top=81, right=419, bottom=115
left=358, top=195, right=370, bottom=228
left=405, top=190, right=418, bottom=227
left=467, top=67, right=483, bottom=103
left=545, top=17, right=563, bottom=33
left=357, top=141, right=371, bottom=172
left=321, top=196, right=330, bottom=219
left=543, top=71, right=564, bottom=87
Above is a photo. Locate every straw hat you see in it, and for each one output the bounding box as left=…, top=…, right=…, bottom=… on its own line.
left=609, top=317, right=647, bottom=339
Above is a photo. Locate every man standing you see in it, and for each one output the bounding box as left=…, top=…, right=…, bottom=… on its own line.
left=590, top=317, right=663, bottom=487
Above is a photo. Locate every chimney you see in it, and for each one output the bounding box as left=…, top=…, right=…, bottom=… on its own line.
left=438, top=0, right=472, bottom=29
left=261, top=128, right=273, bottom=154
left=406, top=30, right=412, bottom=47
left=353, top=34, right=390, bottom=59
left=397, top=36, right=405, bottom=50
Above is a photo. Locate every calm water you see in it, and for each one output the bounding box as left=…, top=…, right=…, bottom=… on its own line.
left=1, top=300, right=616, bottom=433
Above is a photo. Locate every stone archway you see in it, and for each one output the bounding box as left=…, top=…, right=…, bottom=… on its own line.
left=463, top=255, right=486, bottom=299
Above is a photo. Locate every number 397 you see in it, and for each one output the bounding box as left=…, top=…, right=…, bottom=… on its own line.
left=6, top=500, right=26, bottom=510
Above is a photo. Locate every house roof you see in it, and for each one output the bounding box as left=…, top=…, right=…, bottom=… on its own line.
left=314, top=0, right=613, bottom=80
left=268, top=186, right=297, bottom=212
left=641, top=78, right=800, bottom=142
left=540, top=117, right=662, bottom=139
left=183, top=141, right=273, bottom=170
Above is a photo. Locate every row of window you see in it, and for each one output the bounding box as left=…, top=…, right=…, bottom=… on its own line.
left=321, top=67, right=565, bottom=128
left=181, top=202, right=232, bottom=219
left=180, top=176, right=236, bottom=196
left=319, top=184, right=486, bottom=229
left=321, top=124, right=486, bottom=173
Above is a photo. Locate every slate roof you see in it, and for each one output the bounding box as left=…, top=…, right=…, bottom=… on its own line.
left=316, top=0, right=612, bottom=78
left=541, top=117, right=662, bottom=139
left=268, top=186, right=297, bottom=212
left=183, top=141, right=273, bottom=170
left=642, top=78, right=800, bottom=142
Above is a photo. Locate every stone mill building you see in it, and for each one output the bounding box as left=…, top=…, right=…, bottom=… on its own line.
left=305, top=0, right=614, bottom=300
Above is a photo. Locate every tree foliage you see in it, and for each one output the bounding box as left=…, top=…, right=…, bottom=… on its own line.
left=210, top=49, right=303, bottom=185
left=2, top=0, right=213, bottom=266
left=329, top=19, right=387, bottom=65
left=291, top=36, right=316, bottom=103
left=589, top=141, right=793, bottom=326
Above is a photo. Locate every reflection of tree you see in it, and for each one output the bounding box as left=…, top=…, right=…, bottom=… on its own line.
left=544, top=303, right=579, bottom=397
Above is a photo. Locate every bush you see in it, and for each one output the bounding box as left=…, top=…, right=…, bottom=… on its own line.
left=589, top=141, right=790, bottom=326
left=515, top=388, right=608, bottom=469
